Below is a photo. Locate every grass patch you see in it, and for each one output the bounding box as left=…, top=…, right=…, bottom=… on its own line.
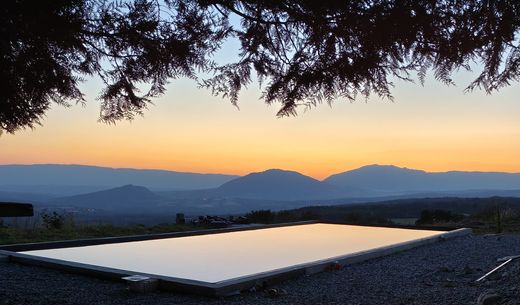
left=0, top=222, right=212, bottom=245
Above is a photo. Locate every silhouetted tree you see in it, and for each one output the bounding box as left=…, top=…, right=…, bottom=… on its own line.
left=2, top=0, right=520, bottom=133
left=41, top=211, right=65, bottom=230
left=1, top=0, right=228, bottom=133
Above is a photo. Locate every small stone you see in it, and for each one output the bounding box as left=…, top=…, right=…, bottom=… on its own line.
left=265, top=288, right=287, bottom=298
left=121, top=275, right=158, bottom=293
left=327, top=261, right=342, bottom=271
left=476, top=292, right=501, bottom=305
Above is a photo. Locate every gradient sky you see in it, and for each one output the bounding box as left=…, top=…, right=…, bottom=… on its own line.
left=1, top=59, right=520, bottom=180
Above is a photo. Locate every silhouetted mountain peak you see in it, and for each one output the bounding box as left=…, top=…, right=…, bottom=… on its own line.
left=261, top=168, right=299, bottom=174
left=349, top=164, right=426, bottom=174
left=51, top=184, right=161, bottom=211
left=95, top=184, right=154, bottom=195
left=215, top=169, right=345, bottom=200
left=245, top=168, right=318, bottom=180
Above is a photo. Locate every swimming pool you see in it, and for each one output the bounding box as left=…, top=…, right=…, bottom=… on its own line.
left=0, top=222, right=470, bottom=296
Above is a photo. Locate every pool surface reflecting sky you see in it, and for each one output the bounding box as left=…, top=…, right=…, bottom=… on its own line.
left=22, top=224, right=446, bottom=283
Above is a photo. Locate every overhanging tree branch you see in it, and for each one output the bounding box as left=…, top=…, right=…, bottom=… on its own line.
left=1, top=0, right=520, bottom=133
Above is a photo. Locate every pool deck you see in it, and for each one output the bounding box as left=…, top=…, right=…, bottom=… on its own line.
left=0, top=221, right=471, bottom=296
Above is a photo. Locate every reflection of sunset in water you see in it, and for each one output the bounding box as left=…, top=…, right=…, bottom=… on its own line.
left=24, top=224, right=445, bottom=283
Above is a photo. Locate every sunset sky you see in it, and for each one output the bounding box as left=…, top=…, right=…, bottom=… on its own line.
left=1, top=63, right=519, bottom=180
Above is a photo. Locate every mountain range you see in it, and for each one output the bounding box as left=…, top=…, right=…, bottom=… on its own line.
left=0, top=164, right=238, bottom=195
left=325, top=165, right=520, bottom=194
left=1, top=164, right=520, bottom=216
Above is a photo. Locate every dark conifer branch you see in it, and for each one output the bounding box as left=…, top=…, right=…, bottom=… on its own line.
left=1, top=0, right=520, bottom=133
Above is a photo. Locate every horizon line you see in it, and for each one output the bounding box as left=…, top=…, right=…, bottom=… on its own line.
left=1, top=162, right=520, bottom=181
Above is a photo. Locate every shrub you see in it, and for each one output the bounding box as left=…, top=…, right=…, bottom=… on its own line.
left=415, top=209, right=464, bottom=225
left=41, top=212, right=65, bottom=230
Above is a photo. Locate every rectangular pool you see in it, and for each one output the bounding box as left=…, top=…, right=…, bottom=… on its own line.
left=2, top=223, right=470, bottom=296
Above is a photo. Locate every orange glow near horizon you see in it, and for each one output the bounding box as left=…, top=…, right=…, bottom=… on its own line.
left=1, top=75, right=520, bottom=180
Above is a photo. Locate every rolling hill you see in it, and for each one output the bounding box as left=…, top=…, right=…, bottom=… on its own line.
left=48, top=184, right=165, bottom=212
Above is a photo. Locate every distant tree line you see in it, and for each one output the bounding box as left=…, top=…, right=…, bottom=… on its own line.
left=244, top=209, right=320, bottom=224
left=415, top=209, right=464, bottom=225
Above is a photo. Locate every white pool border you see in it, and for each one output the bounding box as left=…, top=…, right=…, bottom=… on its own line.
left=0, top=222, right=471, bottom=296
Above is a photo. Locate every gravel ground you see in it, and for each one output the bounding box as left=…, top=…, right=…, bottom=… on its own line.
left=1, top=234, right=520, bottom=305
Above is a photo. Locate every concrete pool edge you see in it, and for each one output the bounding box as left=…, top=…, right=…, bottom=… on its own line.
left=209, top=227, right=472, bottom=295
left=0, top=224, right=472, bottom=296
left=0, top=221, right=317, bottom=252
